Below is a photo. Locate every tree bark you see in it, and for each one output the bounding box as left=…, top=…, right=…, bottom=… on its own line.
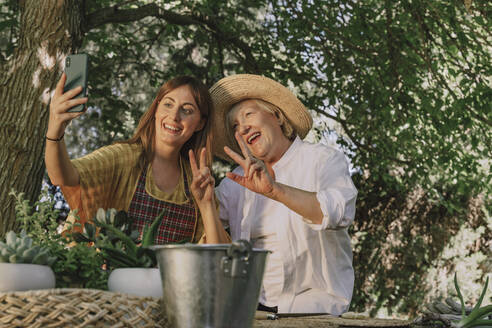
left=0, top=0, right=85, bottom=237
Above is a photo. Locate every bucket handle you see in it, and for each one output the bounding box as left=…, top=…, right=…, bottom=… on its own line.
left=221, top=240, right=252, bottom=278
left=227, top=239, right=252, bottom=259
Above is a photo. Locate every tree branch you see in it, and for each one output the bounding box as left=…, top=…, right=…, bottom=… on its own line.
left=86, top=3, right=199, bottom=31
left=191, top=15, right=260, bottom=74
left=311, top=106, right=369, bottom=151
left=85, top=3, right=260, bottom=73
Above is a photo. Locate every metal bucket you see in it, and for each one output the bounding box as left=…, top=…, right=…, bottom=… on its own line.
left=151, top=240, right=269, bottom=328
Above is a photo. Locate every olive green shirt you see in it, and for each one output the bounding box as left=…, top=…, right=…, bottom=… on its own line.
left=61, top=143, right=204, bottom=242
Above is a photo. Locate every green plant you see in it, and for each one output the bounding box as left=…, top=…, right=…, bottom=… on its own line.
left=452, top=274, right=491, bottom=328
left=72, top=208, right=163, bottom=269
left=53, top=242, right=108, bottom=290
left=418, top=273, right=492, bottom=327
left=0, top=230, right=56, bottom=266
left=10, top=189, right=108, bottom=289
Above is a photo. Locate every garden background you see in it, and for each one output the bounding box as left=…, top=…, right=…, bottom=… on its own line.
left=0, top=0, right=490, bottom=318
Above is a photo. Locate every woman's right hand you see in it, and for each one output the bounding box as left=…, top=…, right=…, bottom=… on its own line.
left=223, top=132, right=276, bottom=197
left=46, top=73, right=88, bottom=140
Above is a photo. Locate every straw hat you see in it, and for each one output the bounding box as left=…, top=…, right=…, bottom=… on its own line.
left=210, top=74, right=313, bottom=161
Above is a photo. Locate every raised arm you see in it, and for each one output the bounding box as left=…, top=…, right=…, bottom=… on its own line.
left=224, top=133, right=323, bottom=224
left=189, top=148, right=230, bottom=244
left=224, top=133, right=356, bottom=228
left=45, top=73, right=87, bottom=186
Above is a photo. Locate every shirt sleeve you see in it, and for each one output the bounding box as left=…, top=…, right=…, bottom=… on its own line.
left=61, top=143, right=141, bottom=222
left=305, top=148, right=357, bottom=231
left=216, top=179, right=233, bottom=229
left=215, top=166, right=244, bottom=230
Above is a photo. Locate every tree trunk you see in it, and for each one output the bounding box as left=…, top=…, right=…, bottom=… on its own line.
left=0, top=0, right=85, bottom=237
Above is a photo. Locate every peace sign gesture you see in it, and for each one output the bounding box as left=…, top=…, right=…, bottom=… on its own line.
left=224, top=132, right=276, bottom=197
left=189, top=148, right=215, bottom=205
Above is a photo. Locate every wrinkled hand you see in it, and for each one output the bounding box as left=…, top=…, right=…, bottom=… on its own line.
left=224, top=132, right=276, bottom=197
left=189, top=148, right=215, bottom=205
left=46, top=73, right=88, bottom=139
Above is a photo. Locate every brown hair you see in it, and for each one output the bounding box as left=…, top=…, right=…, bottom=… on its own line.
left=123, top=76, right=214, bottom=168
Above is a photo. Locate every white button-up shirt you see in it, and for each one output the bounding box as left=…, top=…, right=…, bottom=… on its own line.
left=217, top=137, right=357, bottom=314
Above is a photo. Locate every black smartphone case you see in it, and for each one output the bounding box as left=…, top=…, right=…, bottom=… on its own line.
left=64, top=54, right=88, bottom=113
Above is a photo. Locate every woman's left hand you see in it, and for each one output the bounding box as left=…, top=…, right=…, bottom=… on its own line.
left=189, top=148, right=215, bottom=205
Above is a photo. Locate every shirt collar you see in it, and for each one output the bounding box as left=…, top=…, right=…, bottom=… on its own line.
left=272, top=136, right=302, bottom=170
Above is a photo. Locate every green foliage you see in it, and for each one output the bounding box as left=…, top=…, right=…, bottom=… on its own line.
left=10, top=189, right=108, bottom=289
left=453, top=274, right=492, bottom=328
left=0, top=230, right=56, bottom=265
left=72, top=208, right=163, bottom=269
left=0, top=0, right=19, bottom=63
left=262, top=0, right=490, bottom=202
left=52, top=242, right=107, bottom=290
left=417, top=274, right=492, bottom=327
left=257, top=0, right=491, bottom=315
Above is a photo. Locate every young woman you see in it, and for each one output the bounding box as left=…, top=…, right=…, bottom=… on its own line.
left=45, top=73, right=229, bottom=244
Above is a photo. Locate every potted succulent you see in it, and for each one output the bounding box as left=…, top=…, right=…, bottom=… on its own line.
left=9, top=189, right=109, bottom=290
left=0, top=230, right=57, bottom=292
left=416, top=274, right=492, bottom=328
left=73, top=208, right=163, bottom=298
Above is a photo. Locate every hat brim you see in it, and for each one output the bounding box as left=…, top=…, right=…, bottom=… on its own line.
left=210, top=74, right=313, bottom=162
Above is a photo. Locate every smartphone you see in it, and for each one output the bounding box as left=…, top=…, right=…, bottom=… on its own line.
left=63, top=53, right=88, bottom=112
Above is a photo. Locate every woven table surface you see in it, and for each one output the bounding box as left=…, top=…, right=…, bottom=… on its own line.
left=1, top=288, right=415, bottom=328
left=0, top=288, right=167, bottom=328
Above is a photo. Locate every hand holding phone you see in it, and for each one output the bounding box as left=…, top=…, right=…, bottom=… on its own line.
left=63, top=54, right=88, bottom=112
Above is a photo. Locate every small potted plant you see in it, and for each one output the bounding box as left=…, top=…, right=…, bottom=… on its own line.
left=0, top=230, right=57, bottom=292
left=73, top=208, right=163, bottom=298
left=417, top=273, right=492, bottom=327
left=10, top=189, right=109, bottom=290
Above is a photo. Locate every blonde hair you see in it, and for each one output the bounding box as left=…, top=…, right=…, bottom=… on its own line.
left=225, top=99, right=295, bottom=145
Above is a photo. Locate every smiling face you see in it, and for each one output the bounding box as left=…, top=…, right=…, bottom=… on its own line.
left=154, top=85, right=205, bottom=152
left=229, top=99, right=292, bottom=164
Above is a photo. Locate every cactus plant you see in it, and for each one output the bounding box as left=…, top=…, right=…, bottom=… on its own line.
left=0, top=230, right=56, bottom=266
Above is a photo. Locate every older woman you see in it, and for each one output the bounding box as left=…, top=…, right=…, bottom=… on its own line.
left=210, top=74, right=358, bottom=314
left=45, top=73, right=229, bottom=244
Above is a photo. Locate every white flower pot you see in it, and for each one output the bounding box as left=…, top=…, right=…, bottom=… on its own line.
left=0, top=263, right=56, bottom=292
left=108, top=267, right=162, bottom=298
